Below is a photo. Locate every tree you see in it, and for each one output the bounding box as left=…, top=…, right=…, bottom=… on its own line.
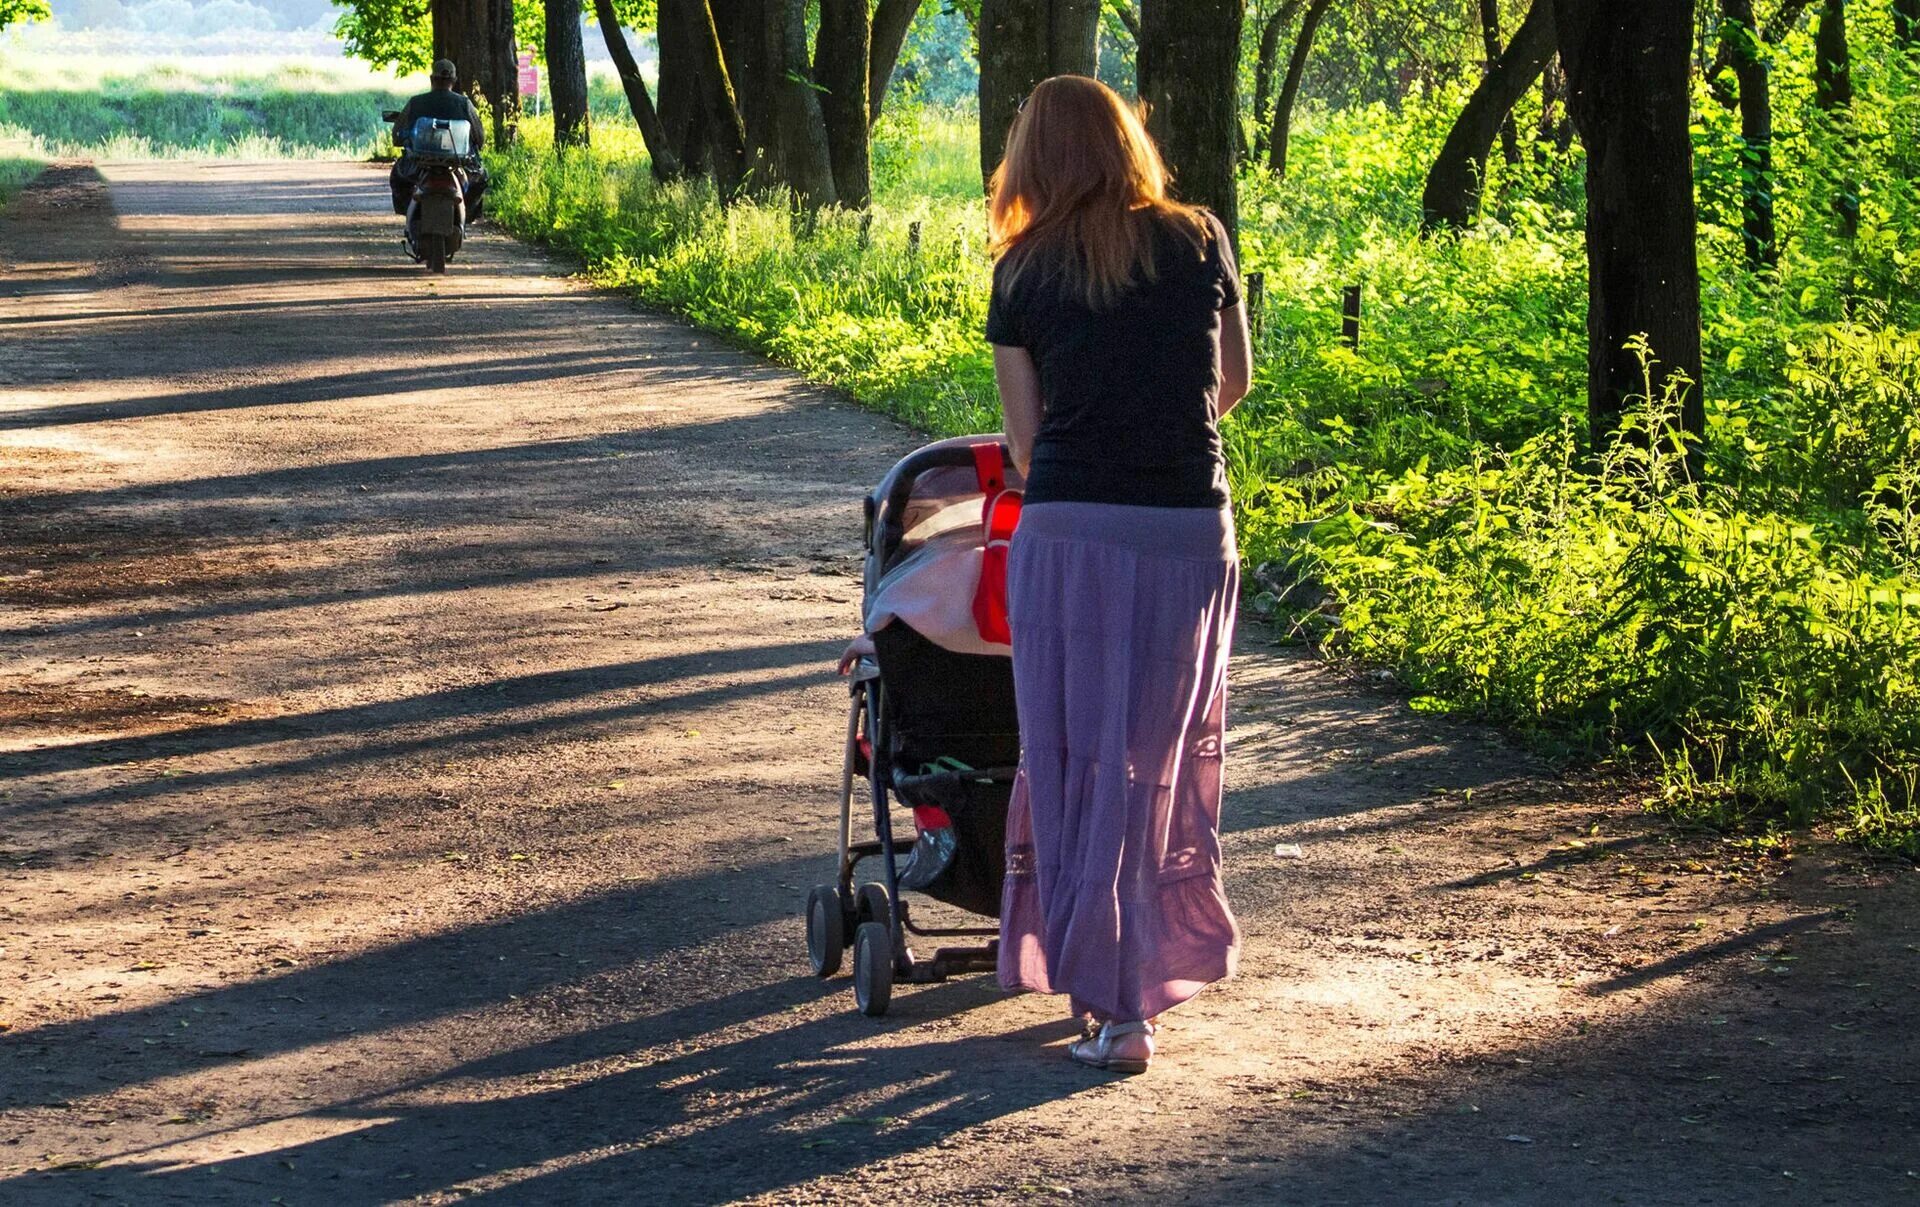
left=545, top=0, right=591, bottom=146
left=1266, top=0, right=1332, bottom=178
left=869, top=0, right=925, bottom=123
left=1138, top=0, right=1245, bottom=242
left=977, top=0, right=1100, bottom=186
left=596, top=0, right=681, bottom=178
left=765, top=0, right=837, bottom=205
left=1715, top=0, right=1776, bottom=267
left=1812, top=0, right=1857, bottom=239
left=479, top=0, right=521, bottom=147
left=815, top=0, right=872, bottom=206
left=1249, top=0, right=1303, bottom=163
left=1477, top=0, right=1522, bottom=164
left=1420, top=0, right=1556, bottom=232
left=670, top=0, right=752, bottom=196
left=656, top=0, right=712, bottom=175
left=421, top=0, right=522, bottom=146
left=1553, top=0, right=1705, bottom=457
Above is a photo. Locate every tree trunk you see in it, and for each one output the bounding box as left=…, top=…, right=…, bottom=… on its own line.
left=595, top=0, right=680, bottom=178
left=1138, top=0, right=1245, bottom=244
left=544, top=0, right=590, bottom=147
left=711, top=0, right=775, bottom=180
left=1266, top=0, right=1332, bottom=178
left=1896, top=0, right=1920, bottom=48
left=1813, top=0, right=1857, bottom=239
left=1719, top=0, right=1775, bottom=267
left=1250, top=1, right=1301, bottom=163
left=1421, top=0, right=1556, bottom=232
left=1478, top=0, right=1523, bottom=164
left=765, top=0, right=837, bottom=208
left=658, top=0, right=712, bottom=176
left=484, top=0, right=516, bottom=147
left=1536, top=54, right=1574, bottom=152
left=1552, top=0, right=1705, bottom=457
left=672, top=0, right=751, bottom=198
left=433, top=0, right=470, bottom=88
left=432, top=0, right=515, bottom=147
left=869, top=0, right=923, bottom=124
left=977, top=0, right=1100, bottom=188
left=816, top=0, right=872, bottom=206
left=1813, top=0, right=1850, bottom=110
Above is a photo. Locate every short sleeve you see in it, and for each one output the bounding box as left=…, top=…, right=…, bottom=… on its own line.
left=985, top=258, right=1022, bottom=346
left=1209, top=212, right=1242, bottom=310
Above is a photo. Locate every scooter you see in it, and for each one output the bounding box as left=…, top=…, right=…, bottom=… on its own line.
left=382, top=111, right=476, bottom=273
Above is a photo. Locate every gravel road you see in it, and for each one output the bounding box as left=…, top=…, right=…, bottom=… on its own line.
left=0, top=160, right=1914, bottom=1205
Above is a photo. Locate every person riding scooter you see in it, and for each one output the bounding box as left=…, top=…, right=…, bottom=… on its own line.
left=390, top=59, right=488, bottom=220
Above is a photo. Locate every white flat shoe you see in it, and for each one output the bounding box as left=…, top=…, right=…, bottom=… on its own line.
left=1067, top=1020, right=1154, bottom=1074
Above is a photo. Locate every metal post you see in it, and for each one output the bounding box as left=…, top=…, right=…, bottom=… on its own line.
left=1341, top=284, right=1362, bottom=349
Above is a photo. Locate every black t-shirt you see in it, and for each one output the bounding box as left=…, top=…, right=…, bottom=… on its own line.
left=986, top=210, right=1240, bottom=509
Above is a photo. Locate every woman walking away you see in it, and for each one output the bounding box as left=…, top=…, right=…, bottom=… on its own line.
left=988, top=75, right=1252, bottom=1075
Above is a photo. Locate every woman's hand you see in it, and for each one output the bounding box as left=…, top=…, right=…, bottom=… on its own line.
left=993, top=344, right=1043, bottom=477
left=838, top=633, right=877, bottom=676
left=1216, top=302, right=1252, bottom=417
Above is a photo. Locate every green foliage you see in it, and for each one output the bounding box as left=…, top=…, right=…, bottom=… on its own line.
left=331, top=0, right=431, bottom=75
left=0, top=0, right=50, bottom=31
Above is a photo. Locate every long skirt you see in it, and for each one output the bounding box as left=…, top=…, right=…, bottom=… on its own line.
left=997, top=500, right=1241, bottom=1023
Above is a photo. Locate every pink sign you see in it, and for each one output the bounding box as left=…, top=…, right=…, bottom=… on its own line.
left=516, top=52, right=539, bottom=98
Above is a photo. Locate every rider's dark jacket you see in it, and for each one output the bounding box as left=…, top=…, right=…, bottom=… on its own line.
left=393, top=87, right=485, bottom=153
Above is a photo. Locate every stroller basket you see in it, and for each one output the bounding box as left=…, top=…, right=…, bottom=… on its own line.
left=803, top=436, right=1024, bottom=1017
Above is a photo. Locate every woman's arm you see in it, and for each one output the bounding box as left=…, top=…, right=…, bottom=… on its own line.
left=1217, top=301, right=1253, bottom=417
left=993, top=344, right=1044, bottom=476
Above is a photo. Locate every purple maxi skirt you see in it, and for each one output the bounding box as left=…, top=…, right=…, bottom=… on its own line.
left=997, top=501, right=1241, bottom=1023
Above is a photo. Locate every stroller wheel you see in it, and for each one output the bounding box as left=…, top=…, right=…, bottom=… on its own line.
left=806, top=884, right=845, bottom=978
left=853, top=921, right=893, bottom=1016
left=855, top=882, right=890, bottom=928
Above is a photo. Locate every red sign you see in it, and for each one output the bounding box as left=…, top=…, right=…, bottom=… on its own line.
left=516, top=52, right=539, bottom=98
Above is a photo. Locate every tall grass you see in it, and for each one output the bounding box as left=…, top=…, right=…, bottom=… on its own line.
left=0, top=152, right=46, bottom=208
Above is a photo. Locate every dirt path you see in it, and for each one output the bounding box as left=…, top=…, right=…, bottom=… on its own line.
left=0, top=160, right=1914, bottom=1206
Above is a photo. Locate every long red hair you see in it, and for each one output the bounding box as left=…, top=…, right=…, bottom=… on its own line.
left=988, top=74, right=1209, bottom=311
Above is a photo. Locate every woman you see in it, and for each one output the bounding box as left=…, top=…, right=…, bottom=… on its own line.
left=988, top=75, right=1252, bottom=1075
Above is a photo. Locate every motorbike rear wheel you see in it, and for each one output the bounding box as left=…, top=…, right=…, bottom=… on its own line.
left=421, top=233, right=447, bottom=273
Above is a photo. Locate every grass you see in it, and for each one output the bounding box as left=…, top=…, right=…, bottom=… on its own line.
left=0, top=54, right=415, bottom=158
left=0, top=152, right=46, bottom=208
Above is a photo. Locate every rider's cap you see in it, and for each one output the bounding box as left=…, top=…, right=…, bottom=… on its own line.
left=431, top=58, right=457, bottom=81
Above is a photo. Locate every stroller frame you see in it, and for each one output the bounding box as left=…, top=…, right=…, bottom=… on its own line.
left=804, top=439, right=1019, bottom=1017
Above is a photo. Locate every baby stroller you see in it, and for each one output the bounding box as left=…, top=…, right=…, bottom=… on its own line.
left=804, top=435, right=1024, bottom=1016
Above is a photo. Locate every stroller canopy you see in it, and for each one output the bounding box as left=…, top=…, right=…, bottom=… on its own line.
left=862, top=437, right=1025, bottom=658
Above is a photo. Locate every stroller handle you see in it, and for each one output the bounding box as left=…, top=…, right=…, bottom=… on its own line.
left=867, top=438, right=1013, bottom=567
